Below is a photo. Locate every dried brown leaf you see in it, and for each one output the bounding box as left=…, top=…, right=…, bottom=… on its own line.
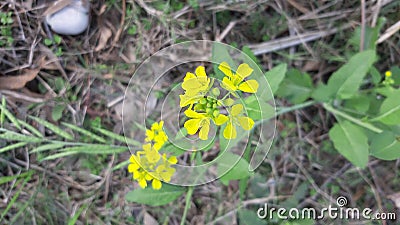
left=0, top=57, right=45, bottom=90
left=95, top=26, right=112, bottom=51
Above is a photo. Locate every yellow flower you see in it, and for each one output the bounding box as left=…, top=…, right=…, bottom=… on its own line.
left=179, top=93, right=203, bottom=108
left=184, top=109, right=228, bottom=140
left=128, top=142, right=178, bottom=190
left=219, top=62, right=259, bottom=95
left=145, top=121, right=168, bottom=150
left=385, top=71, right=392, bottom=77
left=181, top=66, right=210, bottom=96
left=223, top=104, right=255, bottom=139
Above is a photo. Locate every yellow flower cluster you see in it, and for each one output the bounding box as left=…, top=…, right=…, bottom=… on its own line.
left=382, top=70, right=394, bottom=86
left=180, top=62, right=259, bottom=140
left=128, top=121, right=177, bottom=190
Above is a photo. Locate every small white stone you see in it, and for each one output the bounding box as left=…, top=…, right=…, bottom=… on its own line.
left=45, top=0, right=90, bottom=35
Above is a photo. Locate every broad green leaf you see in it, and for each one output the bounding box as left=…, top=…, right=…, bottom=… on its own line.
left=29, top=116, right=74, bottom=140
left=370, top=131, right=400, bottom=160
left=329, top=121, right=369, bottom=168
left=264, top=63, right=287, bottom=94
left=326, top=50, right=376, bottom=100
left=238, top=209, right=265, bottom=225
left=276, top=69, right=313, bottom=104
left=390, top=66, right=400, bottom=85
left=217, top=152, right=253, bottom=185
left=244, top=95, right=275, bottom=120
left=52, top=104, right=65, bottom=121
left=0, top=142, right=28, bottom=153
left=125, top=184, right=185, bottom=206
left=0, top=129, right=42, bottom=143
left=344, top=95, right=370, bottom=113
left=62, top=122, right=107, bottom=143
left=373, top=95, right=400, bottom=125
left=311, top=83, right=331, bottom=102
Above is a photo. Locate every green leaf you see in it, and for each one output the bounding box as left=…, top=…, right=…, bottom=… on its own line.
left=30, top=143, right=65, bottom=153
left=218, top=152, right=253, bottom=185
left=0, top=142, right=28, bottom=153
left=17, top=119, right=43, bottom=137
left=125, top=184, right=185, bottom=206
left=93, top=127, right=141, bottom=146
left=344, top=95, right=370, bottom=113
left=264, top=63, right=287, bottom=94
left=44, top=38, right=53, bottom=46
left=370, top=131, right=400, bottom=160
left=29, top=116, right=74, bottom=140
left=52, top=104, right=65, bottom=121
left=326, top=50, right=376, bottom=100
left=60, top=144, right=128, bottom=154
left=0, top=104, right=21, bottom=130
left=373, top=95, right=400, bottom=125
left=0, top=129, right=42, bottom=143
left=329, top=121, right=369, bottom=168
left=40, top=151, right=79, bottom=161
left=276, top=69, right=313, bottom=104
left=238, top=209, right=266, bottom=225
left=242, top=46, right=260, bottom=67
left=62, top=122, right=107, bottom=143
left=311, top=82, right=333, bottom=102
left=244, top=95, right=275, bottom=120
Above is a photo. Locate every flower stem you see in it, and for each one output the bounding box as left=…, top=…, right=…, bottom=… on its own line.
left=180, top=186, right=194, bottom=225
left=323, top=103, right=383, bottom=133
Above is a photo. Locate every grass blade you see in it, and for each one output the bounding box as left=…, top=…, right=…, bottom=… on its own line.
left=61, top=122, right=106, bottom=143
left=60, top=144, right=128, bottom=154
left=0, top=104, right=21, bottom=130
left=93, top=127, right=141, bottom=146
left=0, top=142, right=28, bottom=153
left=18, top=119, right=43, bottom=137
left=29, top=116, right=74, bottom=140
left=30, top=142, right=65, bottom=153
left=0, top=129, right=42, bottom=143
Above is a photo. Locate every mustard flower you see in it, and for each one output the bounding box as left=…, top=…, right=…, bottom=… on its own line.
left=184, top=109, right=228, bottom=140
left=219, top=62, right=259, bottom=96
left=223, top=104, right=255, bottom=139
left=145, top=121, right=168, bottom=150
left=179, top=66, right=211, bottom=107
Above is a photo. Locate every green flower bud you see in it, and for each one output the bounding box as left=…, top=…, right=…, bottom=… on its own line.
left=206, top=108, right=212, bottom=114
left=200, top=98, right=207, bottom=105
left=213, top=110, right=220, bottom=117
left=212, top=103, right=217, bottom=108
left=211, top=88, right=220, bottom=97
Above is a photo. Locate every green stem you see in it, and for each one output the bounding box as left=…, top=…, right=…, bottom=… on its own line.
left=323, top=103, right=383, bottom=133
left=180, top=186, right=194, bottom=225
left=275, top=100, right=316, bottom=116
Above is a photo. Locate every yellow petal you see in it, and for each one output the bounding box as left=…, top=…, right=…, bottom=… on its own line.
left=138, top=178, right=147, bottom=188
left=236, top=63, right=253, bottom=79
left=184, top=119, right=201, bottom=135
left=223, top=122, right=237, bottom=139
left=199, top=119, right=210, bottom=140
left=238, top=116, right=254, bottom=130
left=218, top=62, right=233, bottom=77
left=128, top=163, right=139, bottom=173
left=152, top=179, right=162, bottom=190
left=238, top=80, right=259, bottom=93
left=195, top=66, right=207, bottom=77
left=168, top=156, right=178, bottom=164
left=184, top=109, right=204, bottom=119
left=221, top=77, right=236, bottom=92
left=214, top=114, right=228, bottom=125
left=231, top=104, right=243, bottom=116
left=182, top=78, right=202, bottom=90
left=183, top=72, right=196, bottom=81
